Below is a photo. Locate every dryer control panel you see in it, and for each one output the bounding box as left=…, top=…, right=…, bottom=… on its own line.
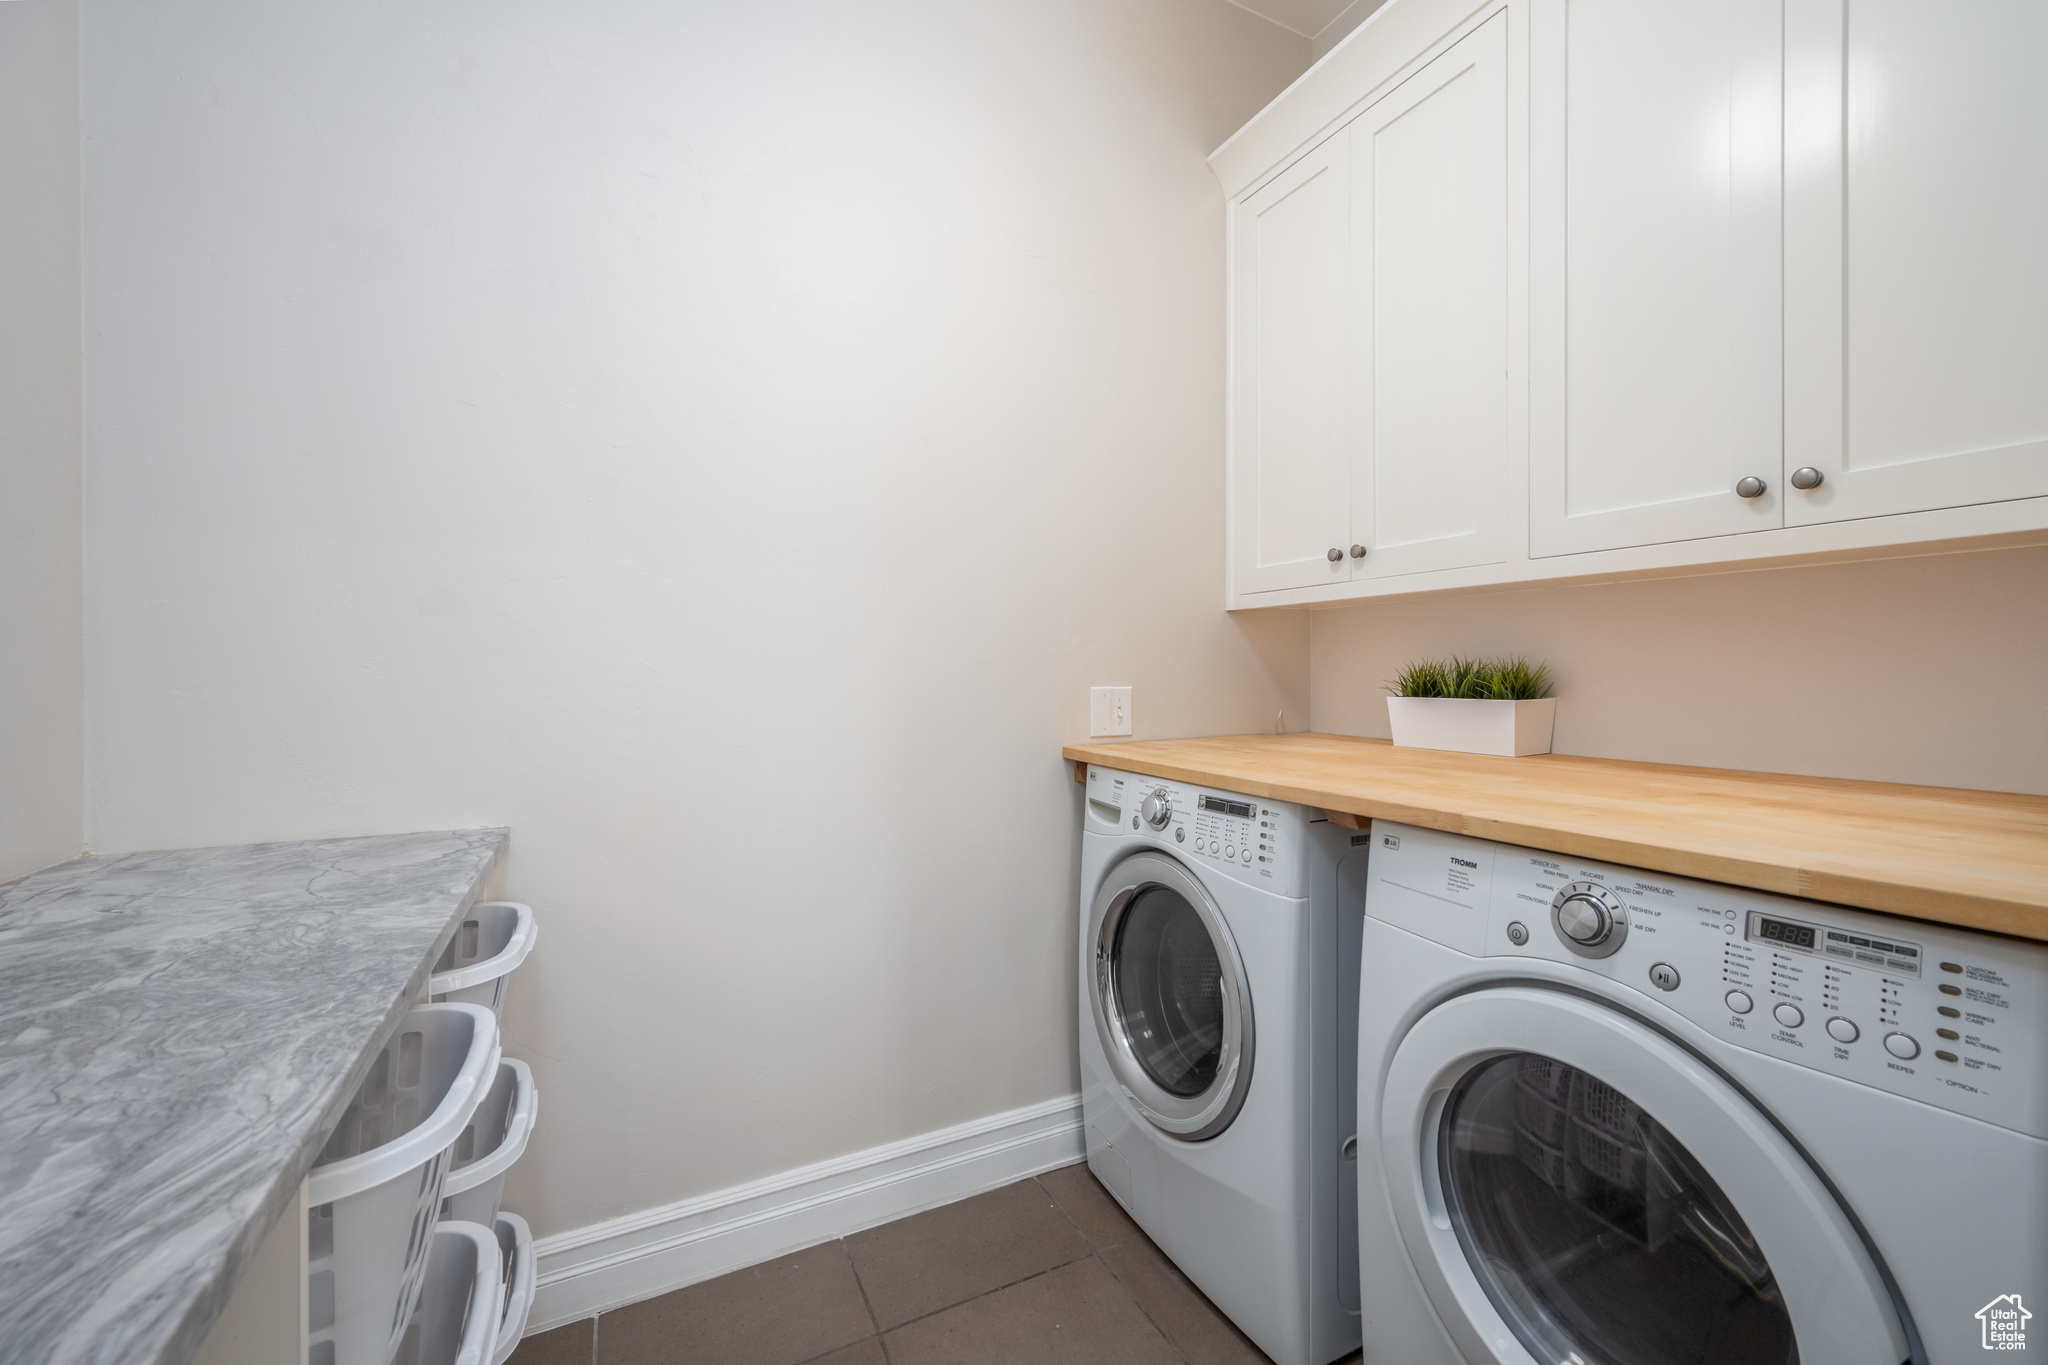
left=1084, top=766, right=1304, bottom=896
left=1367, top=821, right=2048, bottom=1139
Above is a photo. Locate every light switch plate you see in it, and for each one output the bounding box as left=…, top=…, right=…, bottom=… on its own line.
left=1089, top=686, right=1132, bottom=737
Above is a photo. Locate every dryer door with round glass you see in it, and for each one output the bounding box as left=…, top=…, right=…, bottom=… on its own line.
left=1088, top=851, right=1254, bottom=1141
left=1379, top=987, right=1910, bottom=1365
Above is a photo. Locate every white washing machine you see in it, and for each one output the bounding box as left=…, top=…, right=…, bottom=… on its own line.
left=1356, top=819, right=2048, bottom=1365
left=1077, top=765, right=1365, bottom=1365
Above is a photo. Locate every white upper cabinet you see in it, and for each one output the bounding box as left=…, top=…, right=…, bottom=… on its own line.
left=1211, top=0, right=2048, bottom=607
left=1227, top=10, right=1510, bottom=597
left=1529, top=0, right=1784, bottom=556
left=1230, top=136, right=1352, bottom=594
left=1350, top=13, right=1510, bottom=580
left=1783, top=0, right=2048, bottom=525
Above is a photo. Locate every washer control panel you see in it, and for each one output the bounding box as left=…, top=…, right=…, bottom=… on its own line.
left=1084, top=767, right=1302, bottom=895
left=1366, top=820, right=2048, bottom=1139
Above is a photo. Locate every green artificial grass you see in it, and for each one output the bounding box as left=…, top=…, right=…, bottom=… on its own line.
left=1389, top=655, right=1552, bottom=701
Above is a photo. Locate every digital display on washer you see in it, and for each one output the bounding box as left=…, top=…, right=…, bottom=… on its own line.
left=1749, top=914, right=1818, bottom=950
left=1198, top=796, right=1254, bottom=819
left=1744, top=912, right=1923, bottom=976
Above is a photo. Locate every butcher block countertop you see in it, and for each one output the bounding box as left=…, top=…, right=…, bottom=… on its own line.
left=1062, top=734, right=2048, bottom=943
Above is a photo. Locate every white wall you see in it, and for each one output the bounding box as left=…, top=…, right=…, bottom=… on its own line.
left=1312, top=0, right=1393, bottom=59
left=82, top=0, right=1310, bottom=1237
left=1226, top=0, right=1390, bottom=58
left=0, top=0, right=83, bottom=884
left=1310, top=546, right=2048, bottom=795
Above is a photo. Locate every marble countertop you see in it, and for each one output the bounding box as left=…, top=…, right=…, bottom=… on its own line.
left=0, top=829, right=509, bottom=1365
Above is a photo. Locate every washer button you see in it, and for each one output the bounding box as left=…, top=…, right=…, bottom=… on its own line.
left=1174, top=828, right=1185, bottom=843
left=1725, top=990, right=1753, bottom=1014
left=1773, top=1003, right=1804, bottom=1029
left=1648, top=963, right=1680, bottom=991
left=1826, top=1017, right=1859, bottom=1044
left=1506, top=921, right=1529, bottom=946
left=1884, top=1032, right=1920, bottom=1060
left=1223, top=845, right=1234, bottom=860
left=1241, top=849, right=1252, bottom=864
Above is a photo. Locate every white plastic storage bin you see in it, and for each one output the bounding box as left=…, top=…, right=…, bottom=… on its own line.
left=440, top=1058, right=538, bottom=1226
left=430, top=902, right=537, bottom=1019
left=392, top=1221, right=505, bottom=1365
left=308, top=1004, right=501, bottom=1365
left=490, top=1213, right=536, bottom=1365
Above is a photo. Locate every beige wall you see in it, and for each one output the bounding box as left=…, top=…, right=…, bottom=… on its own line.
left=82, top=0, right=1310, bottom=1238
left=0, top=0, right=83, bottom=884
left=1309, top=546, right=2048, bottom=795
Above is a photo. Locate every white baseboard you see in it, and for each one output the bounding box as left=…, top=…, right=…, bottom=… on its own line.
left=527, top=1093, right=1085, bottom=1333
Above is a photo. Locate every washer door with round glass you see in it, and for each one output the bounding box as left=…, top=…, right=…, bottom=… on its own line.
left=1088, top=851, right=1254, bottom=1141
left=1380, top=988, right=1909, bottom=1365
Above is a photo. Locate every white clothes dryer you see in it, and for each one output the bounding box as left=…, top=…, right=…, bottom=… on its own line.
left=1077, top=765, right=1365, bottom=1365
left=1355, top=820, right=2048, bottom=1365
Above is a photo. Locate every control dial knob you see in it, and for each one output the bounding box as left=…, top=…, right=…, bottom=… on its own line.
left=1550, top=880, right=1628, bottom=959
left=1140, top=789, right=1173, bottom=831
left=1556, top=894, right=1613, bottom=944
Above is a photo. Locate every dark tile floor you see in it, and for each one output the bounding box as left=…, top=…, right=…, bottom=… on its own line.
left=508, top=1163, right=1364, bottom=1365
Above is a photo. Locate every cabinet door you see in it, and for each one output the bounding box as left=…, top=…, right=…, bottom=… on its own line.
left=1230, top=135, right=1352, bottom=595
left=1349, top=12, right=1509, bottom=579
left=1529, top=0, right=1784, bottom=556
left=1783, top=0, right=2048, bottom=525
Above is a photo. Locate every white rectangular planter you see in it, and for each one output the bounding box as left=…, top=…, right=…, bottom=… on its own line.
left=1386, top=697, right=1557, bottom=757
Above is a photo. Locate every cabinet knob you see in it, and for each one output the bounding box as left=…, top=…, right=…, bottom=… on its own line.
left=1735, top=476, right=1768, bottom=499
left=1790, top=466, right=1825, bottom=490
left=1327, top=547, right=1343, bottom=563
left=1350, top=544, right=1367, bottom=559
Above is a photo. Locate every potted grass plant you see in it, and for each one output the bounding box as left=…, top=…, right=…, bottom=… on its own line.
left=1386, top=656, right=1556, bottom=756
